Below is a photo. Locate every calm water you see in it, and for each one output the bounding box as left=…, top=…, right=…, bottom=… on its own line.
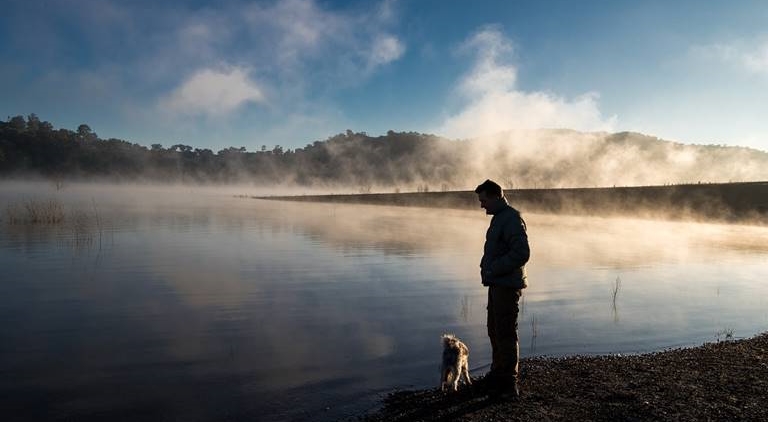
left=2, top=183, right=768, bottom=421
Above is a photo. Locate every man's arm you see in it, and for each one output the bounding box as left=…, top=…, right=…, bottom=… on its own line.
left=489, top=218, right=530, bottom=275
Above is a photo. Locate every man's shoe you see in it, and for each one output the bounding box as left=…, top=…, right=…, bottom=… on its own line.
left=487, top=384, right=520, bottom=402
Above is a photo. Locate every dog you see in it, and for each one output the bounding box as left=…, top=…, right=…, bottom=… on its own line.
left=439, top=334, right=472, bottom=392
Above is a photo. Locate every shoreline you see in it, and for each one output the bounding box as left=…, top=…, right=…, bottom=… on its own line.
left=259, top=181, right=768, bottom=225
left=359, top=332, right=768, bottom=421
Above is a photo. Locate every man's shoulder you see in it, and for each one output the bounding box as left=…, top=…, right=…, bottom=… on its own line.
left=497, top=206, right=526, bottom=230
left=498, top=204, right=521, bottom=217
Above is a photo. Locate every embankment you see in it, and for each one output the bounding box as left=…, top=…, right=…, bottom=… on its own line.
left=259, top=181, right=768, bottom=224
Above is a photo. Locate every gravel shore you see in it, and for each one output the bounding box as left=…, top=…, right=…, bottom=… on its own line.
left=360, top=332, right=768, bottom=421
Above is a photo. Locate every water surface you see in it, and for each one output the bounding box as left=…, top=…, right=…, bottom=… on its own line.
left=2, top=183, right=767, bottom=421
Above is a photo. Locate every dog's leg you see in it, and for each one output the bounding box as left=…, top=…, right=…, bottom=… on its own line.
left=461, top=362, right=472, bottom=386
left=440, top=367, right=449, bottom=391
left=451, top=369, right=460, bottom=391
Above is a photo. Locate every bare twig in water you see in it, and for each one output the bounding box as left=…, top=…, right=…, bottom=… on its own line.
left=92, top=198, right=103, bottom=250
left=611, top=276, right=621, bottom=322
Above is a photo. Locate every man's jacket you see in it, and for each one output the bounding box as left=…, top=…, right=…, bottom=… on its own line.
left=480, top=198, right=530, bottom=289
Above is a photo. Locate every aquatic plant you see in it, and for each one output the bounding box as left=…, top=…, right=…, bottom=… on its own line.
left=66, top=199, right=105, bottom=249
left=5, top=199, right=65, bottom=224
left=715, top=328, right=735, bottom=342
left=70, top=210, right=95, bottom=246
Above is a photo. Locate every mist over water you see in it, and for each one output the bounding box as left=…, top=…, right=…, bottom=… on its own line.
left=2, top=182, right=768, bottom=421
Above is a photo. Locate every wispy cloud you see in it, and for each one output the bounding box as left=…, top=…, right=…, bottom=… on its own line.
left=159, top=67, right=266, bottom=117
left=692, top=36, right=768, bottom=76
left=3, top=0, right=404, bottom=132
left=437, top=26, right=616, bottom=139
left=153, top=0, right=404, bottom=121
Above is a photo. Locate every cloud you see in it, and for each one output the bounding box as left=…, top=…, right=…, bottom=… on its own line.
left=159, top=67, right=266, bottom=117
left=368, top=35, right=406, bottom=68
left=436, top=27, right=616, bottom=139
left=1, top=0, right=404, bottom=146
left=237, top=0, right=403, bottom=75
left=244, top=0, right=337, bottom=66
left=154, top=0, right=404, bottom=118
left=456, top=25, right=516, bottom=96
left=692, top=36, right=768, bottom=76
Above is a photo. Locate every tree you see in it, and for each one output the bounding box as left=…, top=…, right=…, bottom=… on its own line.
left=26, top=113, right=41, bottom=132
left=39, top=121, right=54, bottom=132
left=77, top=124, right=97, bottom=141
left=171, top=144, right=193, bottom=153
left=9, top=115, right=26, bottom=131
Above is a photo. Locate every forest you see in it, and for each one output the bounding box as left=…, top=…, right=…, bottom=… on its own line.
left=2, top=114, right=768, bottom=191
left=0, top=114, right=465, bottom=189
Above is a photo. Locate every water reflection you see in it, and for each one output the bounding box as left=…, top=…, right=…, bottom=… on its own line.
left=1, top=183, right=768, bottom=421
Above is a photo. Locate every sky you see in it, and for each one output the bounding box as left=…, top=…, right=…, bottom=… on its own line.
left=2, top=0, right=768, bottom=153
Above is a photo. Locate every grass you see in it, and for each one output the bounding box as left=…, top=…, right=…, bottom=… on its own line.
left=530, top=313, right=538, bottom=338
left=4, top=197, right=107, bottom=250
left=715, top=328, right=735, bottom=342
left=68, top=198, right=105, bottom=249
left=92, top=198, right=103, bottom=249
left=5, top=199, right=65, bottom=224
left=70, top=210, right=95, bottom=246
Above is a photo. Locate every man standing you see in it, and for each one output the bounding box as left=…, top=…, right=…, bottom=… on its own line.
left=475, top=179, right=530, bottom=401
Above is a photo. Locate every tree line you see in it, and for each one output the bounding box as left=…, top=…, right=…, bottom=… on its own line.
left=3, top=114, right=768, bottom=189
left=0, top=115, right=468, bottom=188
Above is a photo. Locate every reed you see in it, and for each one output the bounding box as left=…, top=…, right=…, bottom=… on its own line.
left=5, top=199, right=65, bottom=224
left=70, top=210, right=95, bottom=246
left=92, top=198, right=103, bottom=249
left=715, top=328, right=735, bottom=342
left=530, top=313, right=538, bottom=338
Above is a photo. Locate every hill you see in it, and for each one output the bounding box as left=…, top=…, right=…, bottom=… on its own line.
left=1, top=115, right=767, bottom=189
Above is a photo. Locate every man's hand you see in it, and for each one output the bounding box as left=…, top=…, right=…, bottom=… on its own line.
left=481, top=269, right=493, bottom=285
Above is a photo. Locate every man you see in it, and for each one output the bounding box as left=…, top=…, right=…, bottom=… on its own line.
left=475, top=179, right=530, bottom=401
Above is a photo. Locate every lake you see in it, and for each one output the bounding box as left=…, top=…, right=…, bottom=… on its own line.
left=2, top=182, right=767, bottom=421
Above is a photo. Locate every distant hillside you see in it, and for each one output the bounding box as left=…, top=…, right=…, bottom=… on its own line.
left=461, top=129, right=768, bottom=189
left=1, top=114, right=767, bottom=189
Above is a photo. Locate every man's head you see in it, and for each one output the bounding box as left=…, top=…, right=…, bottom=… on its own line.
left=475, top=179, right=504, bottom=212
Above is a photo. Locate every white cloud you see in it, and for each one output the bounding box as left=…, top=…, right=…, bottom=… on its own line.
left=248, top=0, right=337, bottom=65
left=237, top=0, right=404, bottom=78
left=437, top=27, right=616, bottom=139
left=368, top=35, right=405, bottom=68
left=159, top=67, right=266, bottom=117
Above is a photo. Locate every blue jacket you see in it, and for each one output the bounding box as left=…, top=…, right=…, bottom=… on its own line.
left=480, top=198, right=530, bottom=289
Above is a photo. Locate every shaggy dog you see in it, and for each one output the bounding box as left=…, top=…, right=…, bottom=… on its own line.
left=440, top=334, right=472, bottom=392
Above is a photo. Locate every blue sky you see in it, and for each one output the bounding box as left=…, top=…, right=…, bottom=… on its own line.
left=2, top=0, right=767, bottom=152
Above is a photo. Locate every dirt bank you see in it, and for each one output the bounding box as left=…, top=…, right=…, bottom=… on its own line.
left=358, top=333, right=768, bottom=421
